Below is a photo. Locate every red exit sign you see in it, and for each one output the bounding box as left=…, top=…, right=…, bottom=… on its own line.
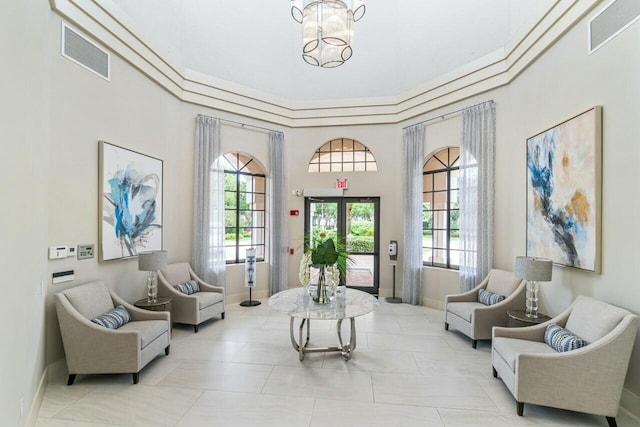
left=336, top=179, right=348, bottom=189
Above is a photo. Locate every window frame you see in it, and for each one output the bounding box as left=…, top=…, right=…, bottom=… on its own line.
left=422, top=147, right=460, bottom=270
left=308, top=138, right=378, bottom=173
left=223, top=153, right=266, bottom=264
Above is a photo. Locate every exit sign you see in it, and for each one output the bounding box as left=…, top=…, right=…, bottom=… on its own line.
left=336, top=179, right=348, bottom=189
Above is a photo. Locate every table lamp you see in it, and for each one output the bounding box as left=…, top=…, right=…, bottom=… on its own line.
left=515, top=256, right=552, bottom=318
left=138, top=250, right=167, bottom=303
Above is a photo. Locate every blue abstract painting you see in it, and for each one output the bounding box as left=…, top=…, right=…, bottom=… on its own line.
left=100, top=141, right=163, bottom=261
left=526, top=107, right=601, bottom=272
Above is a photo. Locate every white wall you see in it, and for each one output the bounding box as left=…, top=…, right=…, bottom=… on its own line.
left=0, top=2, right=51, bottom=426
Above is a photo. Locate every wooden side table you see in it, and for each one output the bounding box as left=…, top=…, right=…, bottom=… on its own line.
left=507, top=309, right=551, bottom=327
left=134, top=297, right=172, bottom=332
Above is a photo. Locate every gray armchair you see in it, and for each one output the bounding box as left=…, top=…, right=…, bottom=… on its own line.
left=492, top=296, right=638, bottom=427
left=158, top=262, right=225, bottom=333
left=54, top=281, right=170, bottom=385
left=445, top=269, right=526, bottom=348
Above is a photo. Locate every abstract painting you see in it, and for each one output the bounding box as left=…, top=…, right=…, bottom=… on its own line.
left=99, top=141, right=163, bottom=261
left=526, top=106, right=602, bottom=272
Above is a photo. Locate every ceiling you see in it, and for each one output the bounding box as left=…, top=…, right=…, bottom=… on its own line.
left=110, top=0, right=555, bottom=102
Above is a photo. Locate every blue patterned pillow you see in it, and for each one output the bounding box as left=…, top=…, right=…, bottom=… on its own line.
left=478, top=289, right=505, bottom=305
left=174, top=280, right=200, bottom=295
left=91, top=305, right=131, bottom=329
left=544, top=324, right=589, bottom=352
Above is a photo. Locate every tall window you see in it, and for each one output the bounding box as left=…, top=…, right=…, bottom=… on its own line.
left=308, top=138, right=378, bottom=172
left=423, top=147, right=460, bottom=269
left=222, top=152, right=266, bottom=264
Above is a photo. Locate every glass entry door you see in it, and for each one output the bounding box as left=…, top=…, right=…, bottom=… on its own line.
left=304, top=197, right=380, bottom=295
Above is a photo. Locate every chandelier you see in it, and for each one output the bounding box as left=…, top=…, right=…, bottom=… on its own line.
left=291, top=0, right=366, bottom=68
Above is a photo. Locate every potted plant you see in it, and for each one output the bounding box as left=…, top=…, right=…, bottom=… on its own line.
left=299, top=232, right=350, bottom=304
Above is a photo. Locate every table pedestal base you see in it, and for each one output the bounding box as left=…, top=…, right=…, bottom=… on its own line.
left=290, top=317, right=356, bottom=361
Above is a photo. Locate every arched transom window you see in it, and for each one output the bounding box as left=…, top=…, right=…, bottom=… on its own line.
left=308, top=138, right=378, bottom=172
left=422, top=147, right=460, bottom=269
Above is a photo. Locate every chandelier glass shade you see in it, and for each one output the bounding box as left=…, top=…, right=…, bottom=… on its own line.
left=291, top=0, right=365, bottom=68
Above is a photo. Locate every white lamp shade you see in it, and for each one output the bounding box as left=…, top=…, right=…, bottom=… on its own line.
left=138, top=250, right=167, bottom=271
left=515, top=256, right=552, bottom=281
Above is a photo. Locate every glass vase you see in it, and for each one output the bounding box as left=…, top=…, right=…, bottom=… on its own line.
left=309, top=265, right=336, bottom=304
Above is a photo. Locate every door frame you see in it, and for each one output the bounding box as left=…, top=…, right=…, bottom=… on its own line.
left=304, top=196, right=380, bottom=295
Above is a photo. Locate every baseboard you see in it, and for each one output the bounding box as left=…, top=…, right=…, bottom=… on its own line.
left=423, top=297, right=444, bottom=311
left=620, top=388, right=640, bottom=420
left=227, top=290, right=269, bottom=305
left=25, top=365, right=49, bottom=427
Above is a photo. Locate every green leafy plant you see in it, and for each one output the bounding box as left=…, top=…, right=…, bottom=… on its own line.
left=304, top=232, right=350, bottom=283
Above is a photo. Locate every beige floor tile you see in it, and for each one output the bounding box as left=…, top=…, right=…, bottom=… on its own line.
left=311, top=399, right=444, bottom=427
left=262, top=365, right=374, bottom=401
left=176, top=390, right=314, bottom=427
left=160, top=360, right=274, bottom=392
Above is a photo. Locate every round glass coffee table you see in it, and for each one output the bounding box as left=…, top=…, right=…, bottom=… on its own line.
left=268, top=287, right=378, bottom=361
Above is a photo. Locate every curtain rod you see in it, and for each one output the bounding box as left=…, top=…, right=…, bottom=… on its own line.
left=402, top=100, right=494, bottom=130
left=197, top=114, right=281, bottom=134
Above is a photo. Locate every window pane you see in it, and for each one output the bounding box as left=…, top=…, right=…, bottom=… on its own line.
left=435, top=150, right=448, bottom=166
left=331, top=152, right=342, bottom=163
left=422, top=209, right=432, bottom=231
left=224, top=174, right=236, bottom=191
left=450, top=169, right=459, bottom=189
left=423, top=247, right=433, bottom=264
left=449, top=250, right=460, bottom=268
left=320, top=163, right=330, bottom=172
left=432, top=228, right=448, bottom=249
left=354, top=151, right=366, bottom=162
left=225, top=211, right=236, bottom=228
left=343, top=151, right=354, bottom=162
left=433, top=191, right=447, bottom=209
left=422, top=193, right=432, bottom=209
left=319, top=142, right=331, bottom=152
left=450, top=209, right=459, bottom=230
left=239, top=211, right=252, bottom=228
left=308, top=164, right=319, bottom=173
left=343, top=162, right=354, bottom=172
left=423, top=173, right=433, bottom=191
left=424, top=156, right=445, bottom=171
left=450, top=190, right=459, bottom=208
left=253, top=244, right=265, bottom=259
left=365, top=153, right=375, bottom=162
left=225, top=191, right=236, bottom=208
left=449, top=147, right=460, bottom=165
left=368, top=163, right=378, bottom=171
left=331, top=163, right=342, bottom=172
left=319, top=152, right=331, bottom=163
left=354, top=141, right=365, bottom=151
left=354, top=162, right=366, bottom=171
left=222, top=155, right=236, bottom=171
left=254, top=194, right=265, bottom=209
left=331, top=139, right=342, bottom=151
left=431, top=249, right=447, bottom=267
left=310, top=153, right=320, bottom=163
left=240, top=175, right=253, bottom=193
left=253, top=211, right=265, bottom=228
left=254, top=176, right=266, bottom=193
left=433, top=171, right=447, bottom=191
left=343, top=139, right=354, bottom=151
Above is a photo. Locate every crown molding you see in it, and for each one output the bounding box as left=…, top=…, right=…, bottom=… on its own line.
left=50, top=0, right=602, bottom=127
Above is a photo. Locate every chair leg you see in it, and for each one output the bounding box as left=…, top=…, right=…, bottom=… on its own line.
left=606, top=416, right=617, bottom=427
left=132, top=372, right=139, bottom=384
left=165, top=345, right=170, bottom=356
left=516, top=401, right=524, bottom=416
left=472, top=339, right=477, bottom=349
left=444, top=322, right=449, bottom=330
left=194, top=325, right=199, bottom=333
left=67, top=374, right=76, bottom=386
left=221, top=312, right=225, bottom=320
left=492, top=367, right=497, bottom=378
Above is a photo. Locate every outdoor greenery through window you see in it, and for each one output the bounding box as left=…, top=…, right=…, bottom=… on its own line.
left=308, top=138, right=378, bottom=172
left=423, top=147, right=460, bottom=269
left=223, top=152, right=265, bottom=264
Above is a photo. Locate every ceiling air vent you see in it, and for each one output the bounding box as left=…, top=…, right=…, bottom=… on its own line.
left=589, top=0, right=640, bottom=54
left=61, top=23, right=110, bottom=80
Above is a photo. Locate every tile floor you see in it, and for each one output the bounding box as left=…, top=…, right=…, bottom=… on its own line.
left=36, top=299, right=639, bottom=427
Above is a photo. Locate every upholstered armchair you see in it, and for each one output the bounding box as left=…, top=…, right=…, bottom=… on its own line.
left=445, top=269, right=526, bottom=348
left=491, top=296, right=638, bottom=427
left=54, top=281, right=171, bottom=385
left=157, top=262, right=225, bottom=332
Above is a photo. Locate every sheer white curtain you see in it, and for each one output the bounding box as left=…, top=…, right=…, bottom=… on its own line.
left=459, top=101, right=495, bottom=292
left=192, top=115, right=226, bottom=286
left=269, top=131, right=288, bottom=295
left=402, top=124, right=424, bottom=305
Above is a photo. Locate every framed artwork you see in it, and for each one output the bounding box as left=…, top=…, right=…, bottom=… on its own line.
left=526, top=106, right=602, bottom=273
left=99, top=141, right=163, bottom=261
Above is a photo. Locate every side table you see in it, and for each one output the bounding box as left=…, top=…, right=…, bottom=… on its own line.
left=507, top=309, right=551, bottom=327
left=134, top=297, right=172, bottom=331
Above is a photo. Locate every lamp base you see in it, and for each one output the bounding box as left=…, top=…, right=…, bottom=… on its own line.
left=525, top=280, right=539, bottom=318
left=147, top=272, right=158, bottom=303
